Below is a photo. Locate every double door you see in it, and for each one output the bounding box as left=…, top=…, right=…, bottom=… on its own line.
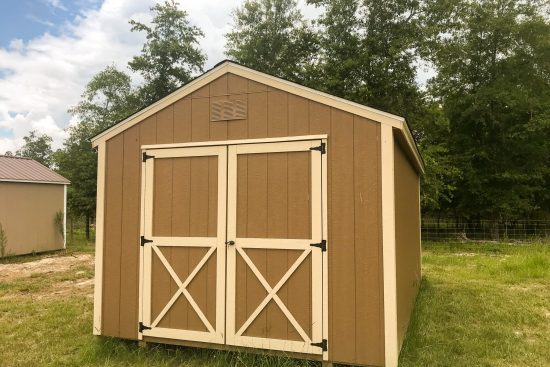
left=139, top=139, right=327, bottom=356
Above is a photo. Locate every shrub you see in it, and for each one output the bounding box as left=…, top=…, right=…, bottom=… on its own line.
left=54, top=211, right=64, bottom=240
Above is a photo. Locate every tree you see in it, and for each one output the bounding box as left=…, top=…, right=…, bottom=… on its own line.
left=426, top=0, right=550, bottom=219
left=16, top=130, right=54, bottom=167
left=129, top=0, right=206, bottom=105
left=309, top=0, right=425, bottom=120
left=225, top=0, right=318, bottom=84
left=415, top=104, right=461, bottom=215
left=58, top=66, right=138, bottom=240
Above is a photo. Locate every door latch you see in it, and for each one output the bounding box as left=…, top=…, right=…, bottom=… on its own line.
left=225, top=240, right=235, bottom=246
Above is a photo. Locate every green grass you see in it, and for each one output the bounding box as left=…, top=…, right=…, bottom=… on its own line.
left=1, top=241, right=549, bottom=366
left=400, top=241, right=550, bottom=367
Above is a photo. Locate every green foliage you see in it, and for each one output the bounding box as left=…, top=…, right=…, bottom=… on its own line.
left=415, top=104, right=462, bottom=213
left=309, top=0, right=425, bottom=120
left=24, top=0, right=550, bottom=224
left=129, top=0, right=206, bottom=105
left=54, top=211, right=64, bottom=240
left=15, top=130, right=54, bottom=167
left=425, top=0, right=550, bottom=219
left=0, top=222, right=7, bottom=258
left=225, top=0, right=318, bottom=84
left=58, top=65, right=138, bottom=229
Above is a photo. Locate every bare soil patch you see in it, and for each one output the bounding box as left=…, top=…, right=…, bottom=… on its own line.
left=0, top=254, right=95, bottom=299
left=0, top=254, right=93, bottom=282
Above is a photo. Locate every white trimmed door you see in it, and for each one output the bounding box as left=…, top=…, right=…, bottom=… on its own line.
left=225, top=140, right=326, bottom=355
left=139, top=146, right=226, bottom=344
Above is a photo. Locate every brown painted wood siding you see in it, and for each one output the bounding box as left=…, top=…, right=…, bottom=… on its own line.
left=235, top=150, right=313, bottom=342
left=150, top=155, right=219, bottom=331
left=101, top=73, right=384, bottom=366
left=394, top=139, right=421, bottom=349
left=0, top=182, right=64, bottom=256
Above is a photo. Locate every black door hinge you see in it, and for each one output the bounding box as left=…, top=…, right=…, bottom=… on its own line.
left=140, top=236, right=153, bottom=246
left=310, top=142, right=326, bottom=154
left=311, top=339, right=327, bottom=351
left=139, top=322, right=152, bottom=333
left=310, top=239, right=327, bottom=252
left=142, top=152, right=154, bottom=162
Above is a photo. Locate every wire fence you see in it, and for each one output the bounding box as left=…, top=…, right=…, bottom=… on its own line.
left=421, top=218, right=550, bottom=242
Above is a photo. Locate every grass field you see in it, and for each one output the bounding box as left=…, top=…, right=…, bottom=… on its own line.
left=0, top=240, right=548, bottom=366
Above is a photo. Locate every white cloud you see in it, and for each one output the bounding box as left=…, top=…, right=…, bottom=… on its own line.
left=0, top=0, right=154, bottom=153
left=45, top=0, right=68, bottom=11
left=0, top=0, right=329, bottom=154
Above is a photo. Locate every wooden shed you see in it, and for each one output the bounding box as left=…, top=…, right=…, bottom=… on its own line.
left=0, top=155, right=69, bottom=256
left=91, top=61, right=423, bottom=367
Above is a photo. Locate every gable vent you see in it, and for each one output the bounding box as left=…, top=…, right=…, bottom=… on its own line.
left=211, top=98, right=247, bottom=121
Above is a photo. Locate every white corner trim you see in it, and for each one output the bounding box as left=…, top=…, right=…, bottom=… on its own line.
left=63, top=184, right=67, bottom=249
left=93, top=141, right=106, bottom=335
left=381, top=125, right=398, bottom=367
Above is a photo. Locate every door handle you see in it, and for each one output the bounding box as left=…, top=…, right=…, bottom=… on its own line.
left=225, top=240, right=235, bottom=246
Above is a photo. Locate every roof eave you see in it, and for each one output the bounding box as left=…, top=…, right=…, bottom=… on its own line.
left=0, top=179, right=70, bottom=185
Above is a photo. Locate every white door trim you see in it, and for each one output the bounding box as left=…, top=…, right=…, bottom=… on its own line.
left=141, top=134, right=327, bottom=150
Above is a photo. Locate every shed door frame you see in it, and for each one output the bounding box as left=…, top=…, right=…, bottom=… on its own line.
left=225, top=139, right=327, bottom=356
left=139, top=145, right=227, bottom=344
left=137, top=135, right=328, bottom=359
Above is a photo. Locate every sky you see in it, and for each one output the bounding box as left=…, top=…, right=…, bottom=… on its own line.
left=0, top=0, right=429, bottom=154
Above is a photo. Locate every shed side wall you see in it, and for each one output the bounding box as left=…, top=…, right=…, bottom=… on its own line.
left=393, top=138, right=421, bottom=349
left=101, top=73, right=384, bottom=366
left=0, top=182, right=64, bottom=256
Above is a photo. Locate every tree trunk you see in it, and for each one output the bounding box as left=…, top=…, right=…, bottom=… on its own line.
left=86, top=214, right=90, bottom=241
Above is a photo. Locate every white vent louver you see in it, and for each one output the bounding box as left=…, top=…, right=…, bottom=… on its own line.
left=211, top=99, right=247, bottom=121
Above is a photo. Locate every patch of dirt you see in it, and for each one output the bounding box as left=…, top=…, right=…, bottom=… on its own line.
left=0, top=254, right=94, bottom=282
left=40, top=278, right=95, bottom=300
left=0, top=254, right=95, bottom=300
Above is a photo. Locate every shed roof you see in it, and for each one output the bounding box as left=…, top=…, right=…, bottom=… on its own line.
left=0, top=156, right=70, bottom=184
left=91, top=60, right=424, bottom=173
